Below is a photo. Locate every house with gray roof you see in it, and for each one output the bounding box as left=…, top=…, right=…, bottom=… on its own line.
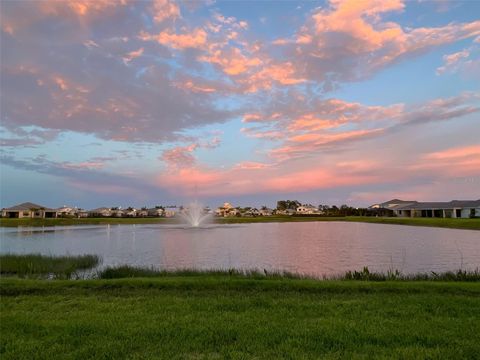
left=371, top=199, right=480, bottom=218
left=1, top=202, right=58, bottom=218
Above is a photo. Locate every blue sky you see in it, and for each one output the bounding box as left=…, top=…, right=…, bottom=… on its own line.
left=1, top=0, right=479, bottom=209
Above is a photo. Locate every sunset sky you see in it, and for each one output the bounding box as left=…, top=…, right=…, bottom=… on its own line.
left=1, top=0, right=479, bottom=209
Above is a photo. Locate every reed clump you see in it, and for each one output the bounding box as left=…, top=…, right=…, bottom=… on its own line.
left=0, top=254, right=101, bottom=279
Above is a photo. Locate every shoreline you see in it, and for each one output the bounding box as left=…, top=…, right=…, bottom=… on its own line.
left=1, top=215, right=479, bottom=230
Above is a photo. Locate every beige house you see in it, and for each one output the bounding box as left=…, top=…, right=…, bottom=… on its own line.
left=148, top=208, right=164, bottom=217
left=56, top=206, right=80, bottom=217
left=88, top=207, right=112, bottom=217
left=1, top=202, right=58, bottom=218
left=215, top=202, right=238, bottom=217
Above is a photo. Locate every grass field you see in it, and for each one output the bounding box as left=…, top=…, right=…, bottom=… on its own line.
left=1, top=215, right=479, bottom=230
left=1, top=276, right=480, bottom=359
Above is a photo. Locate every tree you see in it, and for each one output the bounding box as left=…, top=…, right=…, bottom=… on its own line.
left=276, top=201, right=287, bottom=211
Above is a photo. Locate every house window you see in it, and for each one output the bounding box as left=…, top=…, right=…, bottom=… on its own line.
left=22, top=211, right=29, bottom=216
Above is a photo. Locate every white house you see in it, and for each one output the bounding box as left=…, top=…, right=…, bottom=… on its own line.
left=296, top=205, right=321, bottom=215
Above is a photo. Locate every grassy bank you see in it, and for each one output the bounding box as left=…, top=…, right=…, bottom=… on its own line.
left=98, top=265, right=480, bottom=282
left=217, top=215, right=480, bottom=230
left=0, top=217, right=172, bottom=227
left=1, top=215, right=479, bottom=229
left=0, top=254, right=100, bottom=279
left=1, top=276, right=480, bottom=359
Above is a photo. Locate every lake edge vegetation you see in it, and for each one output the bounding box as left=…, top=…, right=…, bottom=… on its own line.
left=1, top=215, right=480, bottom=230
left=1, top=254, right=479, bottom=282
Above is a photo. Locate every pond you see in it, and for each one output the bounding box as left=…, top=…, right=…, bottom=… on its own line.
left=1, top=222, right=479, bottom=276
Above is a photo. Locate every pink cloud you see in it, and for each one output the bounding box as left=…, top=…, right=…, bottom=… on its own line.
left=160, top=136, right=222, bottom=169
left=176, top=80, right=216, bottom=93
left=123, top=47, right=144, bottom=65
left=409, top=144, right=480, bottom=177
left=199, top=47, right=262, bottom=75
left=272, top=0, right=480, bottom=84
left=234, top=161, right=271, bottom=170
left=141, top=28, right=207, bottom=49
left=241, top=62, right=305, bottom=92
left=155, top=157, right=388, bottom=197
left=161, top=144, right=198, bottom=168
left=425, top=144, right=480, bottom=161
left=151, top=0, right=180, bottom=23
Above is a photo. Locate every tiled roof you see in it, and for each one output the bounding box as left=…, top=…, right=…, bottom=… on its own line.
left=88, top=207, right=111, bottom=212
left=3, top=202, right=54, bottom=211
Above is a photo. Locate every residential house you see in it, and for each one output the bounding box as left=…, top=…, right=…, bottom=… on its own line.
left=163, top=207, right=177, bottom=218
left=215, top=202, right=240, bottom=217
left=148, top=208, right=164, bottom=217
left=123, top=208, right=137, bottom=217
left=296, top=205, right=321, bottom=215
left=112, top=208, right=124, bottom=217
left=393, top=200, right=480, bottom=218
left=56, top=206, right=79, bottom=217
left=136, top=209, right=149, bottom=217
left=259, top=207, right=274, bottom=216
left=88, top=207, right=112, bottom=217
left=276, top=209, right=296, bottom=216
left=370, top=199, right=480, bottom=218
left=244, top=208, right=260, bottom=217
left=1, top=202, right=58, bottom=218
left=77, top=210, right=89, bottom=218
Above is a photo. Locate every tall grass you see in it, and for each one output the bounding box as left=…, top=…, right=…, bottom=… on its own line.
left=97, top=265, right=480, bottom=281
left=341, top=266, right=480, bottom=282
left=97, top=266, right=307, bottom=280
left=0, top=254, right=101, bottom=279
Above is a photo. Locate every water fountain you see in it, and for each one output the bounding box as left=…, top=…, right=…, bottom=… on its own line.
left=179, top=201, right=212, bottom=227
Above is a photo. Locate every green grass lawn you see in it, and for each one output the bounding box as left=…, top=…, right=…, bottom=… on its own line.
left=1, top=277, right=479, bottom=359
left=218, top=216, right=480, bottom=230
left=1, top=215, right=479, bottom=230
left=0, top=217, right=173, bottom=227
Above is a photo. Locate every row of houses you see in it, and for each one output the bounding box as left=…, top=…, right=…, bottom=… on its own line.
left=3, top=199, right=479, bottom=219
left=0, top=202, right=176, bottom=219
left=1, top=201, right=325, bottom=219
left=369, top=199, right=480, bottom=218
left=214, top=202, right=323, bottom=217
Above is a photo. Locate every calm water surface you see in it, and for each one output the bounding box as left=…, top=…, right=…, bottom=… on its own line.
left=1, top=222, right=479, bottom=276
